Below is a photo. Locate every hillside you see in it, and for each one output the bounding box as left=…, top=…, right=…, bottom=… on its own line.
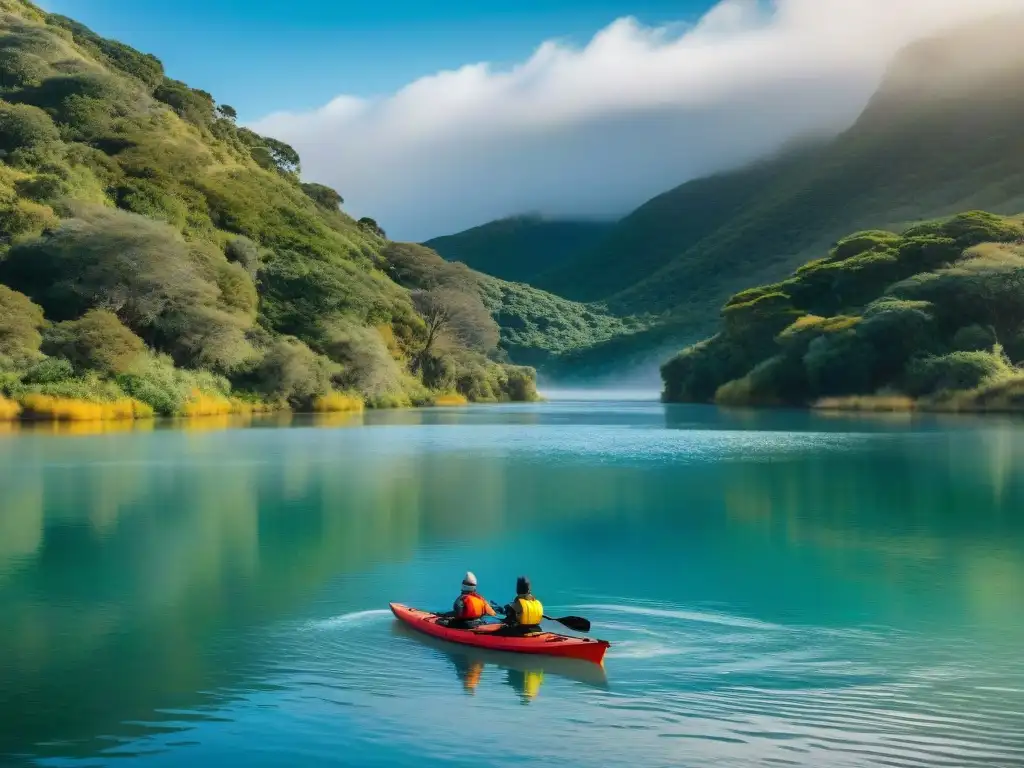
left=527, top=13, right=1024, bottom=375
left=0, top=0, right=537, bottom=420
left=423, top=214, right=615, bottom=285
left=662, top=210, right=1024, bottom=412
left=380, top=241, right=645, bottom=370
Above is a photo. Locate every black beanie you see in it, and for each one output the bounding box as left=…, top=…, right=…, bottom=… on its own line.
left=516, top=576, right=530, bottom=596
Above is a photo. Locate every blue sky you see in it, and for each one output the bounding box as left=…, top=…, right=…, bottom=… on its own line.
left=43, top=0, right=714, bottom=121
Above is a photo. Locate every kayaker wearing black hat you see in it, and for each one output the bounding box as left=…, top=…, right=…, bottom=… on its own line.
left=499, top=576, right=544, bottom=635
left=445, top=571, right=496, bottom=628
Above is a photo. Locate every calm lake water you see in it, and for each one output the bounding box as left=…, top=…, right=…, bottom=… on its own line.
left=2, top=402, right=1023, bottom=767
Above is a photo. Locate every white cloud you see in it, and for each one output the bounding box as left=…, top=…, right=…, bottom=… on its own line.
left=251, top=0, right=1022, bottom=242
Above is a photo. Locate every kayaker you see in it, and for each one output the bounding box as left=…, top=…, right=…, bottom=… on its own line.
left=499, top=576, right=544, bottom=635
left=444, top=571, right=496, bottom=628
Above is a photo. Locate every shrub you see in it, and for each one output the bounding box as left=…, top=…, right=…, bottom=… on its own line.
left=182, top=390, right=232, bottom=417
left=320, top=319, right=406, bottom=399
left=803, top=331, right=876, bottom=397
left=904, top=348, right=1013, bottom=396
left=952, top=324, right=997, bottom=352
left=0, top=206, right=256, bottom=371
left=0, top=195, right=58, bottom=240
left=432, top=393, right=468, bottom=406
left=0, top=49, right=49, bottom=89
left=0, top=284, right=45, bottom=363
left=0, top=395, right=21, bottom=419
left=22, top=356, right=75, bottom=384
left=18, top=393, right=152, bottom=420
left=14, top=172, right=70, bottom=203
left=312, top=392, right=364, bottom=412
left=300, top=182, right=343, bottom=210
left=42, top=308, right=146, bottom=375
left=0, top=101, right=59, bottom=154
left=248, top=337, right=337, bottom=410
left=153, top=78, right=214, bottom=125
left=224, top=236, right=264, bottom=280
left=116, top=353, right=229, bottom=416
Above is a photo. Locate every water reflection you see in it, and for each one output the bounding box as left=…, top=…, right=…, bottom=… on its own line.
left=390, top=622, right=608, bottom=703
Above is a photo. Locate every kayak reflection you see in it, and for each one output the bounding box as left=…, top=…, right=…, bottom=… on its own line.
left=391, top=622, right=608, bottom=703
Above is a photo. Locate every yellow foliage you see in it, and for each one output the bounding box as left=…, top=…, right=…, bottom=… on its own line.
left=812, top=395, right=916, bottom=412
left=432, top=393, right=469, bottom=406
left=182, top=390, right=233, bottom=417
left=313, top=392, right=365, bottom=413
left=19, top=394, right=153, bottom=421
left=227, top=398, right=275, bottom=415
left=779, top=314, right=860, bottom=341
left=0, top=396, right=22, bottom=420
left=376, top=324, right=404, bottom=360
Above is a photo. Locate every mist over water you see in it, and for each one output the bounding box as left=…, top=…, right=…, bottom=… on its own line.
left=2, top=402, right=1023, bottom=767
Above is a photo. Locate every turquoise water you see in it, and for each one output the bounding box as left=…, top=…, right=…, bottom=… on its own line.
left=2, top=402, right=1023, bottom=767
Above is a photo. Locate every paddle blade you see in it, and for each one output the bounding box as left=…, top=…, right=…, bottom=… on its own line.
left=550, top=615, right=591, bottom=633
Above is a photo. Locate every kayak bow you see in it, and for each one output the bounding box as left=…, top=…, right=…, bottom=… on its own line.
left=389, top=602, right=610, bottom=664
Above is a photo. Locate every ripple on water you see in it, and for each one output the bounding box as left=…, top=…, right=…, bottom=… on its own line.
left=110, top=600, right=1024, bottom=768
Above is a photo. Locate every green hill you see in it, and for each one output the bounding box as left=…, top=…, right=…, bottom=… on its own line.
left=661, top=210, right=1024, bottom=412
left=531, top=13, right=1024, bottom=375
left=0, top=0, right=537, bottom=418
left=423, top=214, right=615, bottom=285
left=381, top=241, right=646, bottom=370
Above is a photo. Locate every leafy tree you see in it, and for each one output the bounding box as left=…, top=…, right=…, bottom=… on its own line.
left=216, top=104, right=237, bottom=121
left=43, top=308, right=146, bottom=375
left=154, top=78, right=215, bottom=125
left=262, top=136, right=300, bottom=175
left=301, top=182, right=343, bottom=210
left=358, top=216, right=385, bottom=239
left=411, top=287, right=499, bottom=363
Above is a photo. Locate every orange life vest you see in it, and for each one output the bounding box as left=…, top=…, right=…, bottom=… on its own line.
left=455, top=592, right=490, bottom=620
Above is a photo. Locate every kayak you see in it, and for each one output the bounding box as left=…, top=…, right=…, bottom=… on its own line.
left=389, top=602, right=610, bottom=664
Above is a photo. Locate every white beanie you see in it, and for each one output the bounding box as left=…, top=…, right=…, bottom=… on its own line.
left=461, top=571, right=477, bottom=593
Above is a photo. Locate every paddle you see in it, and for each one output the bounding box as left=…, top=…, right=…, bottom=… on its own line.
left=490, top=602, right=591, bottom=633
left=545, top=614, right=591, bottom=633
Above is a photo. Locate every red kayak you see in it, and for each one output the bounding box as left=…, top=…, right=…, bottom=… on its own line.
left=389, top=603, right=610, bottom=665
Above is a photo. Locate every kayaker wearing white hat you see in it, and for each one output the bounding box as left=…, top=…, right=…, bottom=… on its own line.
left=446, top=571, right=496, bottom=628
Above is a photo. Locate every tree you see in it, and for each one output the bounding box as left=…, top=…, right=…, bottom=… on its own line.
left=43, top=309, right=146, bottom=376
left=262, top=137, right=300, bottom=175
left=358, top=217, right=386, bottom=239
left=301, top=182, right=343, bottom=210
left=411, top=287, right=499, bottom=364
left=216, top=104, right=237, bottom=121
left=320, top=319, right=405, bottom=398
left=0, top=206, right=256, bottom=372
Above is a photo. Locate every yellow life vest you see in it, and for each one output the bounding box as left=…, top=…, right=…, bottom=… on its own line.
left=514, top=595, right=543, bottom=626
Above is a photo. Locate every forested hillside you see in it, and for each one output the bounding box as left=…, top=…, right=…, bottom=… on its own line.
left=424, top=214, right=615, bottom=285
left=662, top=211, right=1024, bottom=412
left=382, top=242, right=646, bottom=369
left=432, top=13, right=1024, bottom=379
left=0, top=0, right=537, bottom=421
